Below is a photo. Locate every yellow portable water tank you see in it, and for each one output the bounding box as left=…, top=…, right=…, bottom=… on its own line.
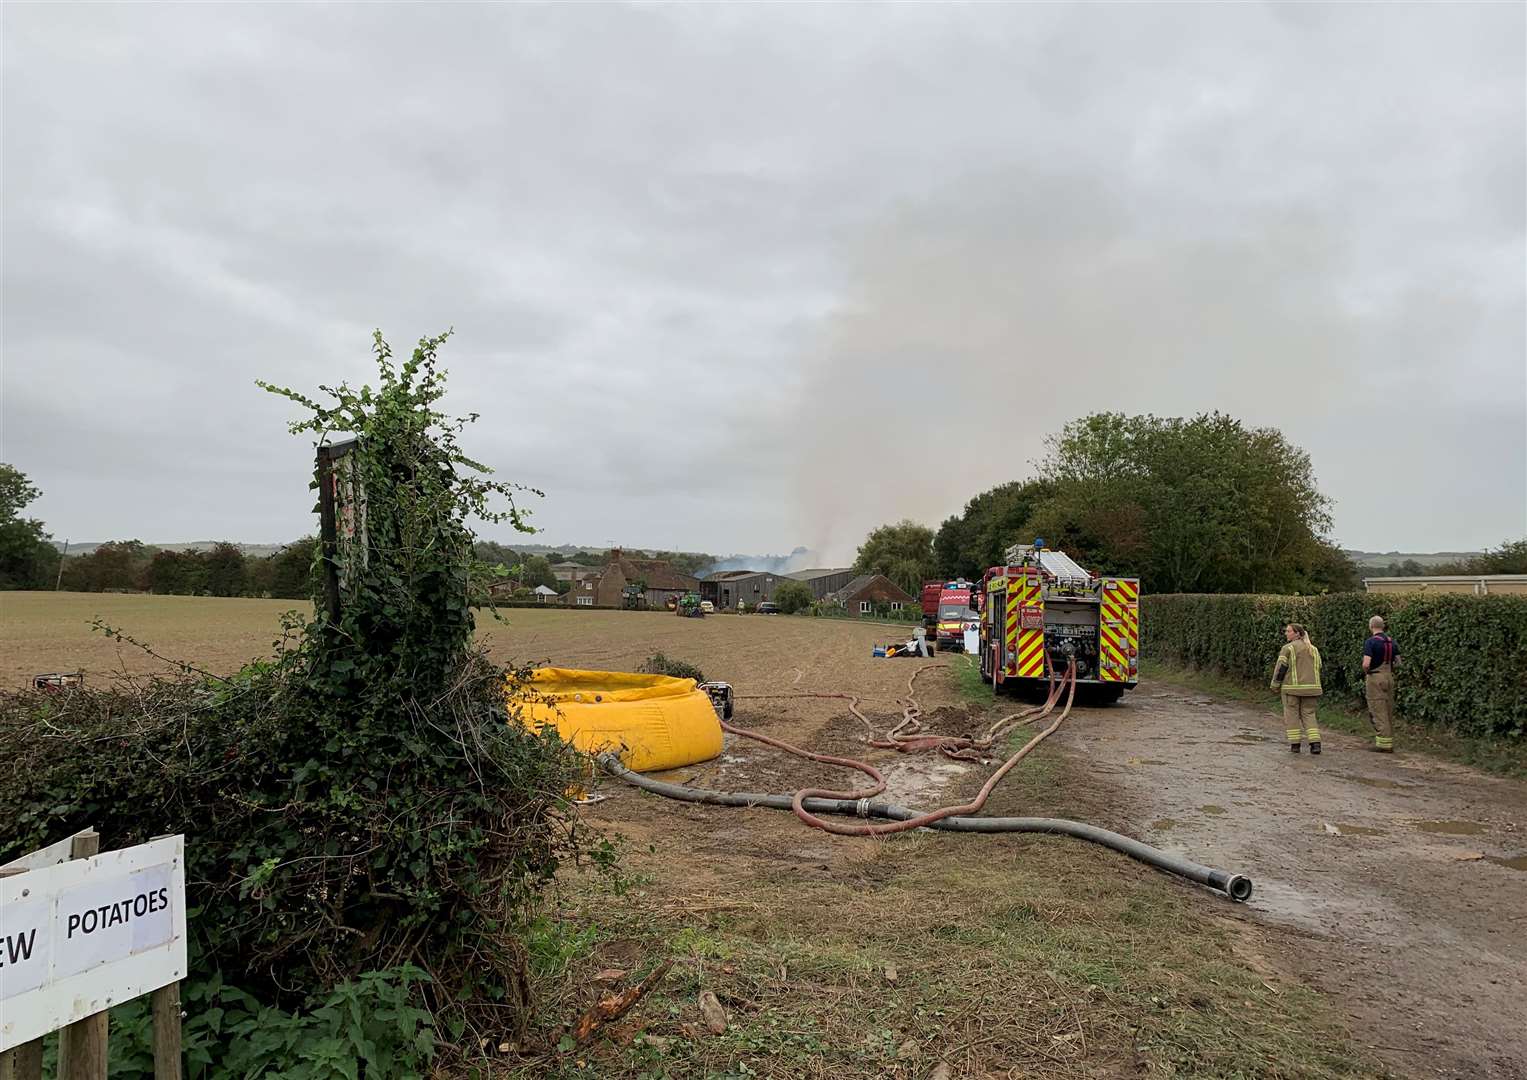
left=508, top=668, right=724, bottom=773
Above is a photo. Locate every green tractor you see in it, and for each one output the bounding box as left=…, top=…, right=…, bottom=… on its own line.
left=676, top=592, right=705, bottom=618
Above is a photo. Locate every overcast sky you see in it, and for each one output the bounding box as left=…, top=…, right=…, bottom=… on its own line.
left=3, top=4, right=1523, bottom=562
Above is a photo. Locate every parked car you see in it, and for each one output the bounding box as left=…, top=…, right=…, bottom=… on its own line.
left=756, top=601, right=780, bottom=614
left=700, top=600, right=715, bottom=613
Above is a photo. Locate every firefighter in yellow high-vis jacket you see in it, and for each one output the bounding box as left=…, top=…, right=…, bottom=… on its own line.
left=1271, top=623, right=1323, bottom=754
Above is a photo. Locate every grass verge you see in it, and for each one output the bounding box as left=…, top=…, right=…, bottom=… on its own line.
left=950, top=652, right=987, bottom=704
left=1140, top=658, right=1527, bottom=778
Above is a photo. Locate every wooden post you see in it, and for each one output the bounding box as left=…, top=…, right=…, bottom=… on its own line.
left=57, top=831, right=107, bottom=1080
left=0, top=870, right=43, bottom=1076
left=151, top=983, right=182, bottom=1080
left=316, top=443, right=341, bottom=624
left=0, top=1039, right=44, bottom=1080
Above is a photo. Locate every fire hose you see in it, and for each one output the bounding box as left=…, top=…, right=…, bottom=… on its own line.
left=597, top=660, right=1254, bottom=901
left=597, top=755, right=1251, bottom=901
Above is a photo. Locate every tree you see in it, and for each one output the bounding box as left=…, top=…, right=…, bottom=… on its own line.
left=1436, top=539, right=1527, bottom=576
left=147, top=549, right=204, bottom=594
left=649, top=550, right=717, bottom=578
left=265, top=537, right=318, bottom=599
left=0, top=464, right=61, bottom=590
left=60, top=540, right=151, bottom=592
left=472, top=540, right=520, bottom=567
left=934, top=479, right=1058, bottom=580
left=204, top=542, right=248, bottom=597
left=521, top=554, right=557, bottom=590
left=854, top=520, right=937, bottom=595
left=1034, top=412, right=1342, bottom=594
left=774, top=580, right=814, bottom=614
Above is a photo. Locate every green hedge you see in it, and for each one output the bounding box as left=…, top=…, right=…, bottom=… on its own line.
left=1142, top=592, right=1527, bottom=740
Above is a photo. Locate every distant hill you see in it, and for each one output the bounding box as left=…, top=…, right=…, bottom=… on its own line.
left=1344, top=550, right=1481, bottom=570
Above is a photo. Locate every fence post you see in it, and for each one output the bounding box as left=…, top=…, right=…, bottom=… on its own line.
left=0, top=1038, right=44, bottom=1080
left=151, top=982, right=182, bottom=1080
left=56, top=831, right=107, bottom=1080
left=0, top=867, right=43, bottom=1080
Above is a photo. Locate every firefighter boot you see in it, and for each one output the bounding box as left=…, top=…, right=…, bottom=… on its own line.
left=1310, top=741, right=1321, bottom=755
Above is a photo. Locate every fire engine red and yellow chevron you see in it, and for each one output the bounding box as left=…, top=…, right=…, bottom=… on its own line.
left=1098, top=578, right=1140, bottom=682
left=1004, top=573, right=1021, bottom=674
left=1015, top=571, right=1045, bottom=678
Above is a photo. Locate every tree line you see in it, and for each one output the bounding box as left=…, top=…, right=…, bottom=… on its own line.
left=1, top=462, right=725, bottom=600
left=53, top=538, right=318, bottom=598
left=851, top=411, right=1525, bottom=597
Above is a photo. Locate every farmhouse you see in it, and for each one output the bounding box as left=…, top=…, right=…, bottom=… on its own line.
left=825, top=574, right=916, bottom=615
left=569, top=549, right=698, bottom=608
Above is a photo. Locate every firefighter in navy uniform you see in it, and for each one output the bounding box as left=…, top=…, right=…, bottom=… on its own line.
left=1361, top=615, right=1399, bottom=752
left=1271, top=623, right=1323, bottom=753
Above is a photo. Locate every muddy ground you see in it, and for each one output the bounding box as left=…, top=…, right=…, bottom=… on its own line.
left=477, top=611, right=1525, bottom=1079
left=1064, top=684, right=1527, bottom=1080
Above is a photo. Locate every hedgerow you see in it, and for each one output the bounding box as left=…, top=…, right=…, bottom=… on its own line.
left=1142, top=592, right=1527, bottom=739
left=0, top=331, right=600, bottom=1069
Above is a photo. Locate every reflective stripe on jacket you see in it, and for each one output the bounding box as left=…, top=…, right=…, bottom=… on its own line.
left=1271, top=640, right=1323, bottom=697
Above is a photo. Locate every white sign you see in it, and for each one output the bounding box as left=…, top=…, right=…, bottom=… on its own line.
left=0, top=828, right=95, bottom=873
left=0, top=835, right=186, bottom=1050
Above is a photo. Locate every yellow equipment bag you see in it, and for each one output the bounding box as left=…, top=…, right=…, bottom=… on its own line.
left=508, top=667, right=723, bottom=773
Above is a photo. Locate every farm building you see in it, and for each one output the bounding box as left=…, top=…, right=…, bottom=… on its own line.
left=1364, top=574, right=1527, bottom=596
left=825, top=574, right=916, bottom=615
left=701, top=569, right=786, bottom=610
left=782, top=567, right=856, bottom=599
left=551, top=561, right=600, bottom=584
left=568, top=549, right=698, bottom=608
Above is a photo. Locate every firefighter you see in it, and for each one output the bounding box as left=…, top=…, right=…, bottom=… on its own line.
left=1270, top=623, right=1322, bottom=753
left=1361, top=615, right=1399, bottom=752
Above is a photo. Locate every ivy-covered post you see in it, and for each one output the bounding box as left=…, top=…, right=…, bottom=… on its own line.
left=314, top=438, right=357, bottom=626
left=260, top=330, right=540, bottom=698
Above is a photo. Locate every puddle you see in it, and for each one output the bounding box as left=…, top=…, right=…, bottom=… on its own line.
left=881, top=757, right=967, bottom=805
left=1247, top=879, right=1325, bottom=925
left=1345, top=775, right=1410, bottom=790
left=1486, top=855, right=1527, bottom=871
left=1413, top=820, right=1485, bottom=836
left=1150, top=818, right=1178, bottom=831
left=1199, top=804, right=1227, bottom=815
left=1334, top=824, right=1386, bottom=836
left=1229, top=733, right=1268, bottom=743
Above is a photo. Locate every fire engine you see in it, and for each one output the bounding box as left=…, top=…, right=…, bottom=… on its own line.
left=978, top=541, right=1140, bottom=702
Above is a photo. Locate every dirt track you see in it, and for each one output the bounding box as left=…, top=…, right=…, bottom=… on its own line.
left=1060, top=684, right=1527, bottom=1080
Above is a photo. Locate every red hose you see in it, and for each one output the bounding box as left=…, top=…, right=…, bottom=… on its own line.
left=719, top=662, right=1078, bottom=837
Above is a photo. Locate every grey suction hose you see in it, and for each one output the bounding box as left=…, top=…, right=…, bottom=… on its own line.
left=597, top=754, right=1253, bottom=902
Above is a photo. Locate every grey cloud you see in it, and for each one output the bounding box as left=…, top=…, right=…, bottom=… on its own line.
left=2, top=3, right=1521, bottom=557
